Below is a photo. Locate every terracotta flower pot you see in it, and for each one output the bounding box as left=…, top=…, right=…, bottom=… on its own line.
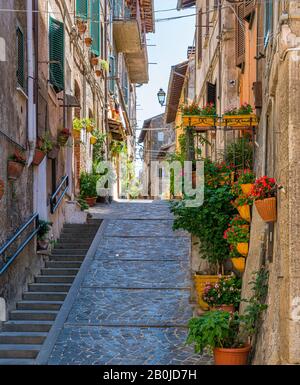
left=255, top=197, right=277, bottom=222
left=194, top=275, right=224, bottom=311
left=214, top=344, right=251, bottom=365
left=237, top=204, right=251, bottom=222
left=85, top=37, right=93, bottom=47
left=236, top=242, right=249, bottom=257
left=77, top=21, right=87, bottom=35
left=58, top=132, right=70, bottom=146
left=241, top=183, right=254, bottom=196
left=0, top=179, right=4, bottom=200
left=47, top=145, right=60, bottom=160
left=85, top=197, right=97, bottom=207
left=32, top=148, right=46, bottom=166
left=95, top=69, right=103, bottom=78
left=211, top=304, right=235, bottom=313
left=90, top=57, right=99, bottom=66
left=231, top=257, right=246, bottom=273
left=7, top=160, right=24, bottom=180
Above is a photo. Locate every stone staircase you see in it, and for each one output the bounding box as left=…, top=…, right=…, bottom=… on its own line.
left=0, top=219, right=101, bottom=365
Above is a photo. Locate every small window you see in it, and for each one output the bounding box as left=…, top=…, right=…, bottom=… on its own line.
left=16, top=27, right=25, bottom=88
left=207, top=82, right=217, bottom=106
left=158, top=132, right=164, bottom=142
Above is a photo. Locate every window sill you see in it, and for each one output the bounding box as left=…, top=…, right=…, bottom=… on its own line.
left=16, top=86, right=28, bottom=100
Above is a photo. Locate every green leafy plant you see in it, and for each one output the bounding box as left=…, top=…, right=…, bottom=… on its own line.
left=110, top=140, right=127, bottom=156
left=203, top=275, right=242, bottom=308
left=76, top=197, right=89, bottom=211
left=37, top=132, right=54, bottom=153
left=80, top=172, right=99, bottom=198
left=9, top=149, right=27, bottom=164
left=224, top=137, right=253, bottom=170
left=223, top=223, right=249, bottom=245
left=237, top=169, right=255, bottom=185
left=99, top=59, right=109, bottom=72
left=181, top=102, right=216, bottom=116
left=37, top=220, right=52, bottom=240
left=238, top=103, right=253, bottom=115
left=73, top=118, right=85, bottom=132
left=233, top=194, right=253, bottom=207
left=92, top=130, right=107, bottom=163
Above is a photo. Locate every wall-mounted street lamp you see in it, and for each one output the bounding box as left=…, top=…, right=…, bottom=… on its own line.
left=157, top=88, right=166, bottom=107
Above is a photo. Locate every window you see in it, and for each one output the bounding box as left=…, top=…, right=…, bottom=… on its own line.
left=109, top=55, right=115, bottom=94
left=235, top=4, right=245, bottom=68
left=16, top=27, right=25, bottom=88
left=76, top=0, right=88, bottom=20
left=264, top=0, right=273, bottom=47
left=90, top=0, right=100, bottom=56
left=197, top=9, right=203, bottom=63
left=207, top=82, right=216, bottom=106
left=158, top=132, right=164, bottom=142
left=49, top=17, right=65, bottom=93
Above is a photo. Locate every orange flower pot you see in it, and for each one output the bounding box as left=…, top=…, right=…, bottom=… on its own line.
left=211, top=304, right=235, bottom=313
left=237, top=204, right=251, bottom=222
left=32, top=148, right=46, bottom=166
left=85, top=37, right=93, bottom=47
left=7, top=160, right=25, bottom=180
left=213, top=344, right=251, bottom=365
left=231, top=257, right=245, bottom=273
left=236, top=242, right=249, bottom=257
left=241, top=183, right=254, bottom=196
left=194, top=275, right=223, bottom=311
left=90, top=57, right=99, bottom=67
left=255, top=197, right=277, bottom=222
left=85, top=197, right=97, bottom=207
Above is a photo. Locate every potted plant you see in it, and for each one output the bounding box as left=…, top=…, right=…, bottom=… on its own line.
left=187, top=268, right=269, bottom=365
left=58, top=128, right=71, bottom=146
left=80, top=171, right=99, bottom=207
left=85, top=36, right=93, bottom=47
left=83, top=118, right=95, bottom=133
left=250, top=176, right=280, bottom=222
left=223, top=103, right=257, bottom=128
left=203, top=275, right=242, bottom=313
left=232, top=195, right=253, bottom=222
left=37, top=220, right=52, bottom=250
left=99, top=59, right=109, bottom=72
left=90, top=56, right=99, bottom=67
left=229, top=246, right=246, bottom=273
left=181, top=102, right=217, bottom=128
left=238, top=169, right=255, bottom=195
left=76, top=19, right=87, bottom=35
left=0, top=179, right=4, bottom=201
left=95, top=69, right=103, bottom=78
left=7, top=149, right=26, bottom=180
left=224, top=221, right=250, bottom=257
left=33, top=133, right=54, bottom=165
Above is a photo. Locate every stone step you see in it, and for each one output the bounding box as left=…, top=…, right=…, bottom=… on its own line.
left=52, top=249, right=88, bottom=256
left=41, top=268, right=79, bottom=276
left=0, top=358, right=35, bottom=365
left=23, top=291, right=67, bottom=301
left=59, top=233, right=96, bottom=240
left=0, top=332, right=48, bottom=345
left=10, top=310, right=58, bottom=321
left=17, top=301, right=63, bottom=311
left=54, top=243, right=91, bottom=249
left=45, top=261, right=82, bottom=269
left=35, top=275, right=75, bottom=284
left=61, top=228, right=98, bottom=235
left=49, top=254, right=85, bottom=262
left=3, top=321, right=53, bottom=333
left=63, top=224, right=99, bottom=230
left=87, top=218, right=102, bottom=225
left=0, top=344, right=41, bottom=359
left=28, top=283, right=72, bottom=293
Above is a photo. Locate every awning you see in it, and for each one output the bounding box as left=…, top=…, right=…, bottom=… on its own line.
left=59, top=94, right=80, bottom=108
left=177, top=0, right=196, bottom=10
left=157, top=142, right=176, bottom=158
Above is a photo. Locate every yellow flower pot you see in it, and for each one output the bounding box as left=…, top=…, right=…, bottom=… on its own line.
left=182, top=115, right=216, bottom=128
left=237, top=204, right=251, bottom=222
left=90, top=136, right=97, bottom=145
left=194, top=275, right=223, bottom=310
left=241, top=183, right=254, bottom=196
left=86, top=125, right=93, bottom=133
left=231, top=258, right=246, bottom=273
left=236, top=242, right=249, bottom=257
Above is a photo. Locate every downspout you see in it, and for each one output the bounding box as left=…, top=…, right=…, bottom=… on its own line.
left=104, top=0, right=109, bottom=161
left=26, top=0, right=36, bottom=167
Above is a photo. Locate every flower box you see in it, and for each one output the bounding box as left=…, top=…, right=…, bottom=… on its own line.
left=222, top=114, right=258, bottom=128
left=182, top=115, right=216, bottom=128
left=255, top=197, right=277, bottom=222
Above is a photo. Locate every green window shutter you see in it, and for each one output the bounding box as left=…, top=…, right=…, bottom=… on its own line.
left=91, top=0, right=100, bottom=56
left=123, top=72, right=128, bottom=105
left=109, top=56, right=115, bottom=94
left=49, top=17, right=65, bottom=93
left=16, top=27, right=25, bottom=88
left=76, top=0, right=88, bottom=20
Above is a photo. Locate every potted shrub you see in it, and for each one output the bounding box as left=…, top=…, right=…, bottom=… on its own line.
left=238, top=169, right=255, bottom=195
left=58, top=128, right=71, bottom=146
left=37, top=220, right=52, bottom=250
left=7, top=149, right=26, bottom=180
left=0, top=179, right=4, bottom=200
left=80, top=171, right=99, bottom=207
left=250, top=176, right=280, bottom=222
left=203, top=275, right=242, bottom=313
left=187, top=268, right=269, bottom=365
left=85, top=37, right=93, bottom=47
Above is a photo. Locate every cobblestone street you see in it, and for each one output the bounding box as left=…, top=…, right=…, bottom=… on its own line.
left=46, top=201, right=211, bottom=365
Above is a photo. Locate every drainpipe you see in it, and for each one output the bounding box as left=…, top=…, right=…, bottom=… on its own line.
left=26, top=0, right=36, bottom=167
left=104, top=0, right=109, bottom=161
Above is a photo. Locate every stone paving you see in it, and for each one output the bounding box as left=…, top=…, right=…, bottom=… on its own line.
left=48, top=201, right=211, bottom=365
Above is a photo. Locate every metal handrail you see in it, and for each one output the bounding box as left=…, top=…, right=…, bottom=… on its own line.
left=50, top=175, right=69, bottom=214
left=0, top=213, right=40, bottom=275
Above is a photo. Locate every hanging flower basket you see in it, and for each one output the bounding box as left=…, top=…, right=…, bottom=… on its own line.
left=237, top=204, right=251, bottom=222
left=255, top=197, right=277, bottom=222
left=222, top=114, right=258, bottom=128
left=58, top=129, right=71, bottom=146
left=231, top=257, right=245, bottom=273
left=214, top=344, right=251, bottom=365
left=0, top=179, right=4, bottom=200
left=47, top=144, right=60, bottom=159
left=85, top=37, right=93, bottom=47
left=32, top=148, right=46, bottom=166
left=236, top=242, right=249, bottom=257
left=241, top=183, right=254, bottom=195
left=90, top=57, right=99, bottom=67
left=86, top=125, right=94, bottom=133
left=95, top=69, right=103, bottom=78
left=7, top=160, right=25, bottom=180
left=182, top=115, right=216, bottom=128
left=77, top=20, right=87, bottom=35
left=90, top=135, right=97, bottom=145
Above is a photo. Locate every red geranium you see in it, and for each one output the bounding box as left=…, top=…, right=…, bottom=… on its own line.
left=250, top=176, right=278, bottom=200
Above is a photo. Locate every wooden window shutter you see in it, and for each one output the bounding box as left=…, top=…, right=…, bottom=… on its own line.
left=235, top=4, right=245, bottom=68
left=49, top=17, right=65, bottom=93
left=207, top=82, right=216, bottom=105
left=16, top=27, right=25, bottom=88
left=109, top=55, right=115, bottom=94
left=90, top=0, right=100, bottom=56
left=197, top=9, right=203, bottom=62
left=252, top=81, right=262, bottom=108
left=76, top=0, right=88, bottom=20
left=244, top=0, right=256, bottom=20
left=206, top=0, right=209, bottom=36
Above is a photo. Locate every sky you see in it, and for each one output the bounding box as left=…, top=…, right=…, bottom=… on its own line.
left=135, top=0, right=196, bottom=158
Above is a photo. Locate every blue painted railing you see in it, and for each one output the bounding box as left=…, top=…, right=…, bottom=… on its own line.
left=50, top=175, right=69, bottom=214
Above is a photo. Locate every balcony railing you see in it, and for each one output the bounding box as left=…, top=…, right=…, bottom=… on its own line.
left=50, top=175, right=69, bottom=214
left=0, top=213, right=40, bottom=275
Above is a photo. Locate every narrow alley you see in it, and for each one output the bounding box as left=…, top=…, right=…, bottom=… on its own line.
left=37, top=201, right=211, bottom=365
